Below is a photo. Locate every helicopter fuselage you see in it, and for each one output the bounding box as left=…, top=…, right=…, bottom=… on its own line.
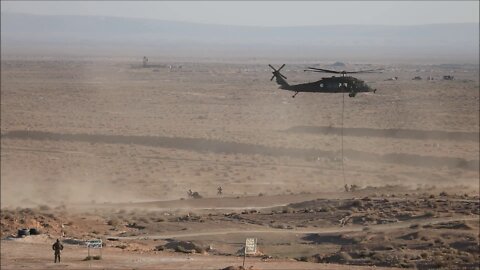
left=269, top=64, right=378, bottom=98
left=280, top=76, right=374, bottom=97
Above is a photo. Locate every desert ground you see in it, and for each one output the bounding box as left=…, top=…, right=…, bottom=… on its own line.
left=1, top=58, right=479, bottom=269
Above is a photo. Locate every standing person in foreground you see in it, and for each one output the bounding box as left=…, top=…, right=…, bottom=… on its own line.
left=52, top=239, right=64, bottom=263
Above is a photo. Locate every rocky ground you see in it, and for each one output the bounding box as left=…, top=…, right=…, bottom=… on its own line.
left=2, top=187, right=478, bottom=269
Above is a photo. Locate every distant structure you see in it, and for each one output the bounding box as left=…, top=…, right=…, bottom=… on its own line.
left=443, top=75, right=454, bottom=80
left=169, top=65, right=183, bottom=71
left=331, top=61, right=346, bottom=67
left=412, top=76, right=422, bottom=80
left=142, top=56, right=149, bottom=68
left=386, top=76, right=398, bottom=81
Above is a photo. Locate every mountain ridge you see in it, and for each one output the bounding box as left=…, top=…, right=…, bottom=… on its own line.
left=2, top=12, right=478, bottom=62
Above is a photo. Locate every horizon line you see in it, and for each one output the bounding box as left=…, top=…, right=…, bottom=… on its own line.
left=2, top=11, right=479, bottom=28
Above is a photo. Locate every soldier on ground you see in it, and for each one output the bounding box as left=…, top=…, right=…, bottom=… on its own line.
left=344, top=184, right=349, bottom=192
left=217, top=186, right=223, bottom=195
left=52, top=239, right=64, bottom=263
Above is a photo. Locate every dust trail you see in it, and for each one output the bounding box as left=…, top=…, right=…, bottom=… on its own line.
left=285, top=126, right=479, bottom=141
left=2, top=130, right=478, bottom=171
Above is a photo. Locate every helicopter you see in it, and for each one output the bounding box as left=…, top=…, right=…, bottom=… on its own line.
left=269, top=64, right=381, bottom=98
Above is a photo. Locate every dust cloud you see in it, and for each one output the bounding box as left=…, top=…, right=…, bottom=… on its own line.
left=1, top=59, right=478, bottom=208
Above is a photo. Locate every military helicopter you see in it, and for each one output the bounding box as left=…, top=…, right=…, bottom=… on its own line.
left=269, top=64, right=381, bottom=98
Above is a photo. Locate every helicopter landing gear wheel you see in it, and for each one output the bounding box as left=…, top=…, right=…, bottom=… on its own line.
left=348, top=92, right=356, bottom=98
left=292, top=92, right=299, bottom=98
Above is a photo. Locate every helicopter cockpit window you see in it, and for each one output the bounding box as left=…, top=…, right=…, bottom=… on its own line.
left=319, top=83, right=324, bottom=88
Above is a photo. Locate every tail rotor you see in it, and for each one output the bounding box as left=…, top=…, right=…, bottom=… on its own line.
left=269, top=64, right=287, bottom=81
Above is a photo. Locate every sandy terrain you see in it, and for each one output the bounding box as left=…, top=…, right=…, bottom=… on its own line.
left=1, top=58, right=479, bottom=269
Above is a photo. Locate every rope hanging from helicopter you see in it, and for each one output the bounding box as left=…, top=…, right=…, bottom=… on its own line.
left=300, top=66, right=383, bottom=188
left=341, top=92, right=346, bottom=187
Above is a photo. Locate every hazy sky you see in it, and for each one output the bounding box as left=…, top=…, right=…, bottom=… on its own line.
left=2, top=1, right=478, bottom=26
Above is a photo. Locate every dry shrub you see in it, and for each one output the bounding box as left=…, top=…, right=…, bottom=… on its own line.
left=424, top=211, right=435, bottom=217
left=272, top=223, right=292, bottom=229
left=107, top=218, right=120, bottom=226
left=38, top=205, right=51, bottom=211
left=55, top=204, right=66, bottom=210
left=138, top=217, right=151, bottom=224
left=83, top=255, right=102, bottom=261
left=326, top=251, right=352, bottom=263
left=352, top=200, right=364, bottom=208
left=221, top=266, right=247, bottom=270
left=281, top=207, right=295, bottom=214
left=461, top=254, right=476, bottom=263
left=20, top=208, right=34, bottom=214
left=409, top=223, right=420, bottom=229
left=2, top=212, right=13, bottom=220
left=163, top=240, right=206, bottom=254
left=341, top=200, right=363, bottom=210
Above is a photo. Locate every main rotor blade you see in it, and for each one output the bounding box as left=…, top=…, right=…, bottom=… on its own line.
left=306, top=67, right=344, bottom=74
left=280, top=74, right=287, bottom=80
left=346, top=69, right=384, bottom=74
left=304, top=69, right=320, bottom=73
left=278, top=64, right=286, bottom=71
left=305, top=67, right=383, bottom=74
left=270, top=75, right=275, bottom=81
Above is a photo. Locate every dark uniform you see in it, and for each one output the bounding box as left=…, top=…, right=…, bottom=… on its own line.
left=52, top=239, right=64, bottom=263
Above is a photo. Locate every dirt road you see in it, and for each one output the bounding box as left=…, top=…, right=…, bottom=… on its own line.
left=1, top=239, right=398, bottom=270
left=111, top=216, right=478, bottom=240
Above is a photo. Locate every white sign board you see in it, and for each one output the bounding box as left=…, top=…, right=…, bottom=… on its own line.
left=86, top=239, right=103, bottom=249
left=245, top=238, right=257, bottom=255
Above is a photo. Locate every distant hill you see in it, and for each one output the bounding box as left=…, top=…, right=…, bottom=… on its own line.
left=1, top=12, right=478, bottom=63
